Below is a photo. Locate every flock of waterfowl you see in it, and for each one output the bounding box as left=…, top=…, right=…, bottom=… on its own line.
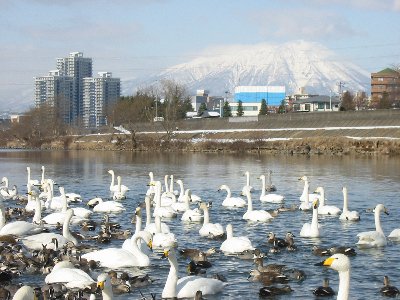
left=0, top=166, right=399, bottom=300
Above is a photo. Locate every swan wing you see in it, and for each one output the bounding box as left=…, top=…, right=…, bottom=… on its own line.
left=0, top=221, right=42, bottom=236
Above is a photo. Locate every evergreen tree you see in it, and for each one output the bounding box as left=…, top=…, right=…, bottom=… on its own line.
left=278, top=99, right=286, bottom=113
left=197, top=103, right=207, bottom=116
left=340, top=91, right=355, bottom=111
left=259, top=99, right=267, bottom=115
left=222, top=101, right=232, bottom=117
left=236, top=100, right=244, bottom=117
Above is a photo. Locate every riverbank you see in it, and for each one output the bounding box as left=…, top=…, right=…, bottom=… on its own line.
left=4, top=110, right=400, bottom=155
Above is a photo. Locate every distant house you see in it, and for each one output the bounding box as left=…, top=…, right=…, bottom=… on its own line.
left=371, top=68, right=400, bottom=106
left=292, top=95, right=340, bottom=112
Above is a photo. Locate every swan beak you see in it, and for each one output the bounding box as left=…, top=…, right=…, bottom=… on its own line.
left=315, top=257, right=335, bottom=266
left=313, top=199, right=319, bottom=209
left=135, top=207, right=141, bottom=216
left=147, top=240, right=153, bottom=250
left=97, top=280, right=105, bottom=290
left=384, top=209, right=389, bottom=215
left=161, top=249, right=169, bottom=259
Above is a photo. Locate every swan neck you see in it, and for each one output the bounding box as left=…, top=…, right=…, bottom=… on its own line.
left=33, top=197, right=42, bottom=223
left=62, top=212, right=73, bottom=238
left=319, top=188, right=325, bottom=206
left=41, top=167, right=45, bottom=182
left=155, top=215, right=161, bottom=233
left=178, top=181, right=184, bottom=198
left=226, top=225, right=233, bottom=239
left=162, top=251, right=178, bottom=298
left=302, top=181, right=309, bottom=204
left=102, top=285, right=114, bottom=300
left=109, top=172, right=115, bottom=189
left=338, top=270, right=350, bottom=300
left=247, top=192, right=253, bottom=212
left=311, top=205, right=319, bottom=229
left=203, top=206, right=210, bottom=224
left=169, top=176, right=174, bottom=193
left=164, top=176, right=169, bottom=193
left=375, top=208, right=384, bottom=234
left=260, top=176, right=266, bottom=197
left=184, top=194, right=190, bottom=210
left=343, top=190, right=349, bottom=212
left=145, top=199, right=151, bottom=226
left=135, top=214, right=142, bottom=234
left=267, top=172, right=272, bottom=185
left=117, top=177, right=121, bottom=192
left=62, top=192, right=68, bottom=212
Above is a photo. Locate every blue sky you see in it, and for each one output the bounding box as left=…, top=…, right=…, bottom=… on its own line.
left=0, top=0, right=400, bottom=110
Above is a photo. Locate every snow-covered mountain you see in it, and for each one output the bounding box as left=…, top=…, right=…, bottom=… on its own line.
left=122, top=40, right=370, bottom=97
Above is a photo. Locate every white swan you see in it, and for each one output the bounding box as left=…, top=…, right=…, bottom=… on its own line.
left=97, top=273, right=114, bottom=300
left=171, top=189, right=190, bottom=213
left=300, top=199, right=321, bottom=238
left=317, top=253, right=350, bottom=300
left=11, top=286, right=37, bottom=300
left=42, top=187, right=86, bottom=225
left=27, top=166, right=39, bottom=186
left=299, top=176, right=320, bottom=202
left=160, top=175, right=175, bottom=206
left=153, top=181, right=177, bottom=219
left=220, top=224, right=254, bottom=254
left=44, top=181, right=67, bottom=210
left=108, top=170, right=129, bottom=193
left=0, top=177, right=17, bottom=200
left=0, top=198, right=43, bottom=236
left=181, top=189, right=203, bottom=222
left=218, top=184, right=246, bottom=208
left=259, top=175, right=284, bottom=203
left=169, top=174, right=179, bottom=195
left=356, top=203, right=388, bottom=248
left=176, top=179, right=201, bottom=203
left=299, top=179, right=312, bottom=211
left=146, top=171, right=156, bottom=196
left=92, top=198, right=125, bottom=213
left=388, top=228, right=400, bottom=241
left=144, top=195, right=170, bottom=235
left=45, top=261, right=94, bottom=289
left=122, top=207, right=152, bottom=255
left=199, top=202, right=224, bottom=238
left=241, top=171, right=254, bottom=194
left=314, top=187, right=341, bottom=215
left=161, top=247, right=225, bottom=298
left=242, top=187, right=273, bottom=222
left=22, top=209, right=77, bottom=250
left=152, top=213, right=177, bottom=249
left=112, top=176, right=127, bottom=200
left=82, top=231, right=152, bottom=268
left=25, top=184, right=44, bottom=212
left=339, top=187, right=360, bottom=221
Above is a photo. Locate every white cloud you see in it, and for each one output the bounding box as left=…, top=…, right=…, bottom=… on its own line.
left=250, top=9, right=358, bottom=41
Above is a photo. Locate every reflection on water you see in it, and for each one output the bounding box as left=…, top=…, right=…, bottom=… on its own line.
left=1, top=150, right=400, bottom=299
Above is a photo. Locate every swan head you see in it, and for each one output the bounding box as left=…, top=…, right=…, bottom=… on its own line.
left=298, top=175, right=308, bottom=181
left=342, top=186, right=347, bottom=193
left=107, top=170, right=114, bottom=175
left=315, top=253, right=350, bottom=273
left=135, top=207, right=142, bottom=217
left=258, top=175, right=265, bottom=180
left=374, top=204, right=389, bottom=215
left=314, top=187, right=323, bottom=193
left=199, top=202, right=212, bottom=210
left=97, top=273, right=113, bottom=292
left=218, top=184, right=228, bottom=191
left=161, top=248, right=175, bottom=259
left=313, top=199, right=319, bottom=209
left=241, top=186, right=251, bottom=196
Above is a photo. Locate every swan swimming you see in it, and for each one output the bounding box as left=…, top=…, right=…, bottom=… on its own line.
left=151, top=213, right=177, bottom=249
left=161, top=247, right=226, bottom=298
left=300, top=199, right=321, bottom=238
left=220, top=224, right=254, bottom=254
left=199, top=202, right=224, bottom=238
left=299, top=176, right=320, bottom=203
left=258, top=175, right=284, bottom=203
left=181, top=189, right=203, bottom=222
left=242, top=187, right=273, bottom=222
left=356, top=203, right=388, bottom=248
left=108, top=170, right=129, bottom=194
left=314, top=187, right=341, bottom=215
left=218, top=184, right=246, bottom=208
left=241, top=171, right=254, bottom=194
left=82, top=231, right=152, bottom=268
left=45, top=261, right=94, bottom=289
left=339, top=187, right=360, bottom=221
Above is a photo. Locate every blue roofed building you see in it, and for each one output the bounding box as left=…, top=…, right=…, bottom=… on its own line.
left=232, top=86, right=286, bottom=116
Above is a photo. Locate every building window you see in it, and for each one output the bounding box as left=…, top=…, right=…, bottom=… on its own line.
left=305, top=104, right=310, bottom=111
left=318, top=103, right=325, bottom=109
left=378, top=77, right=384, bottom=81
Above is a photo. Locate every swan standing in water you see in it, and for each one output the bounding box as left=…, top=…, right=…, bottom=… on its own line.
left=242, top=187, right=273, bottom=222
left=220, top=224, right=254, bottom=254
left=339, top=187, right=360, bottom=221
left=258, top=175, right=284, bottom=203
left=82, top=231, right=152, bottom=268
left=314, top=187, right=341, bottom=215
left=199, top=202, right=224, bottom=238
left=161, top=248, right=225, bottom=298
left=316, top=253, right=351, bottom=300
left=218, top=184, right=246, bottom=208
left=356, top=203, right=388, bottom=248
left=300, top=199, right=321, bottom=238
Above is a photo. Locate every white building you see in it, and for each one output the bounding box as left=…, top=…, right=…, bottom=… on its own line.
left=34, top=70, right=75, bottom=124
left=82, top=72, right=120, bottom=128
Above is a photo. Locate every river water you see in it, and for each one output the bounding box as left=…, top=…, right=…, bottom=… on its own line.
left=0, top=150, right=400, bottom=299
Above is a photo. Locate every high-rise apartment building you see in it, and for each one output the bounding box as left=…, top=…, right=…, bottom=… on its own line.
left=82, top=72, right=120, bottom=128
left=56, top=52, right=92, bottom=120
left=35, top=52, right=120, bottom=127
left=34, top=70, right=75, bottom=124
left=371, top=68, right=400, bottom=106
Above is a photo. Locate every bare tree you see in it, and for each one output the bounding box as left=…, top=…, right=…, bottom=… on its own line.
left=340, top=91, right=355, bottom=111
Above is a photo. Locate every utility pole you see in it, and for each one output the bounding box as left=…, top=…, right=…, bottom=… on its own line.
left=337, top=81, right=345, bottom=106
